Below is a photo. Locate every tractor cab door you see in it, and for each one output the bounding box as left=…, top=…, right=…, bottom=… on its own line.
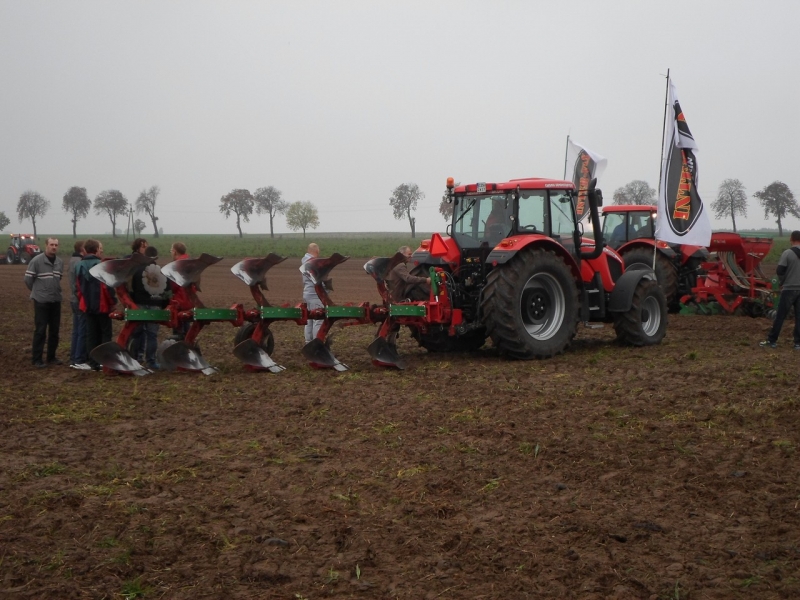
left=602, top=212, right=627, bottom=250
left=516, top=189, right=578, bottom=254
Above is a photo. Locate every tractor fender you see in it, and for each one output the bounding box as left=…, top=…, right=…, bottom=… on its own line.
left=618, top=239, right=677, bottom=260
left=486, top=237, right=581, bottom=278
left=608, top=268, right=657, bottom=313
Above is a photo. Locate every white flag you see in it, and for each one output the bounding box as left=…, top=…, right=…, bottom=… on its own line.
left=566, top=139, right=607, bottom=222
left=656, top=80, right=711, bottom=246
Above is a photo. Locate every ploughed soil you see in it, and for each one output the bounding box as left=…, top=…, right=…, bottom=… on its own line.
left=1, top=256, right=799, bottom=599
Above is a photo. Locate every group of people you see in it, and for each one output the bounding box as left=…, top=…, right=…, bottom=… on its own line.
left=24, top=237, right=189, bottom=370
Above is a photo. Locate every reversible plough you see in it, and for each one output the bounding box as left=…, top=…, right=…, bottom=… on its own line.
left=88, top=251, right=453, bottom=375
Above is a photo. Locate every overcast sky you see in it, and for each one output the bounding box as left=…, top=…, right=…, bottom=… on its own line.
left=1, top=0, right=798, bottom=237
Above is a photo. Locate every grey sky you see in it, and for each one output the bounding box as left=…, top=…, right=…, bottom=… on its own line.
left=1, top=0, right=798, bottom=237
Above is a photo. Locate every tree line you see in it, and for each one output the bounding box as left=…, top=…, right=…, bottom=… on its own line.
left=0, top=186, right=162, bottom=240
left=0, top=185, right=324, bottom=240
left=612, top=179, right=800, bottom=236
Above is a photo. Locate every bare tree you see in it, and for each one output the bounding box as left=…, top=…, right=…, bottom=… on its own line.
left=94, top=190, right=129, bottom=237
left=612, top=180, right=656, bottom=205
left=254, top=186, right=288, bottom=238
left=62, top=186, right=91, bottom=238
left=219, top=189, right=254, bottom=237
left=285, top=201, right=320, bottom=238
left=135, top=185, right=161, bottom=238
left=754, top=181, right=800, bottom=237
left=390, top=183, right=424, bottom=237
left=17, top=191, right=50, bottom=239
left=711, top=179, right=747, bottom=232
left=0, top=211, right=10, bottom=232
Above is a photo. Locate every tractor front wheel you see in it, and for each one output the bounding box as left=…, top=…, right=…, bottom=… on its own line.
left=6, top=249, right=16, bottom=264
left=481, top=248, right=579, bottom=359
left=19, top=251, right=31, bottom=265
left=613, top=278, right=667, bottom=346
left=234, top=322, right=275, bottom=355
left=621, top=249, right=678, bottom=310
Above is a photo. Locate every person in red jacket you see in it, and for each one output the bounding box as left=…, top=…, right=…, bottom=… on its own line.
left=168, top=242, right=192, bottom=340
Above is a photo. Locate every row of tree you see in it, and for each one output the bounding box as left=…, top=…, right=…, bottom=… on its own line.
left=613, top=179, right=800, bottom=236
left=0, top=185, right=323, bottom=239
left=2, top=186, right=162, bottom=239
left=217, top=187, right=319, bottom=238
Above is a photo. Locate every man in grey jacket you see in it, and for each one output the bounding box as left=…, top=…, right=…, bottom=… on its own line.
left=761, top=230, right=800, bottom=349
left=24, top=237, right=64, bottom=367
left=301, top=242, right=323, bottom=343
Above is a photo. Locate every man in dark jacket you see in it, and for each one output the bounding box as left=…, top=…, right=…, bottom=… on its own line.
left=24, top=237, right=63, bottom=368
left=387, top=246, right=431, bottom=303
left=75, top=239, right=116, bottom=370
left=761, top=230, right=800, bottom=349
left=129, top=245, right=165, bottom=369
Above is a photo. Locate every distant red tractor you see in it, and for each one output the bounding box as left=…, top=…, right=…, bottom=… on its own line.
left=601, top=205, right=709, bottom=310
left=6, top=234, right=42, bottom=265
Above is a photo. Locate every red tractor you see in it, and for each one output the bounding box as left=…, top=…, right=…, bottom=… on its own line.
left=600, top=205, right=708, bottom=310
left=6, top=234, right=42, bottom=265
left=388, top=177, right=668, bottom=359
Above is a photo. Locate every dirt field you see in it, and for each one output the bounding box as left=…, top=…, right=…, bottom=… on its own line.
left=1, top=256, right=799, bottom=599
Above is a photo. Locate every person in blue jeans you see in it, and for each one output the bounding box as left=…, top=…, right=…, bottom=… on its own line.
left=761, top=230, right=800, bottom=349
left=129, top=245, right=166, bottom=369
left=68, top=240, right=90, bottom=369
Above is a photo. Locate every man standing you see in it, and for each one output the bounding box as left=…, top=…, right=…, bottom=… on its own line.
left=301, top=242, right=323, bottom=343
left=387, top=246, right=431, bottom=303
left=75, top=239, right=116, bottom=370
left=760, top=230, right=800, bottom=349
left=168, top=242, right=191, bottom=340
left=24, top=237, right=64, bottom=368
left=68, top=240, right=90, bottom=369
left=130, top=245, right=164, bottom=369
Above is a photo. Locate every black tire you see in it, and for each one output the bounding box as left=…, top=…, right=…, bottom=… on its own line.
left=19, top=251, right=31, bottom=265
left=613, top=279, right=667, bottom=346
left=234, top=322, right=275, bottom=355
left=410, top=325, right=486, bottom=353
left=7, top=249, right=17, bottom=264
left=621, top=249, right=678, bottom=309
left=481, top=248, right=579, bottom=359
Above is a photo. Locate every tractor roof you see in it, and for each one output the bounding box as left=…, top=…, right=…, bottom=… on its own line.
left=602, top=205, right=657, bottom=213
left=454, top=178, right=574, bottom=193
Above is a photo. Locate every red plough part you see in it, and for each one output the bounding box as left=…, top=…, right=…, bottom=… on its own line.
left=159, top=253, right=243, bottom=375
left=230, top=254, right=289, bottom=373
left=88, top=253, right=159, bottom=376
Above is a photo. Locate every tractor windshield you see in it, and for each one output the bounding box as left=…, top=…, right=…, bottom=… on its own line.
left=603, top=211, right=655, bottom=249
left=451, top=193, right=513, bottom=248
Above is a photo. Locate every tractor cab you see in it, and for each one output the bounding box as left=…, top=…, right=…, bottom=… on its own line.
left=601, top=206, right=656, bottom=250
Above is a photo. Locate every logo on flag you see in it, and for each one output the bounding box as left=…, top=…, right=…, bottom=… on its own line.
left=566, top=139, right=607, bottom=222
left=656, top=80, right=711, bottom=246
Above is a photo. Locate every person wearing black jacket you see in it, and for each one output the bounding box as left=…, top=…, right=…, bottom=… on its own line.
left=129, top=245, right=166, bottom=369
left=761, top=230, right=800, bottom=349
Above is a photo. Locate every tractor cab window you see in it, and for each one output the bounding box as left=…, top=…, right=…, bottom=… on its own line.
left=603, top=213, right=627, bottom=249
left=549, top=190, right=576, bottom=238
left=629, top=212, right=653, bottom=239
left=452, top=193, right=512, bottom=249
left=517, top=190, right=547, bottom=234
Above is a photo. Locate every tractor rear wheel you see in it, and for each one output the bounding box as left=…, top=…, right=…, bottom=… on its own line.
left=234, top=322, right=275, bottom=355
left=19, top=251, right=31, bottom=265
left=6, top=249, right=16, bottom=264
left=411, top=326, right=485, bottom=353
left=481, top=248, right=579, bottom=359
left=621, top=248, right=678, bottom=310
left=613, top=279, right=667, bottom=346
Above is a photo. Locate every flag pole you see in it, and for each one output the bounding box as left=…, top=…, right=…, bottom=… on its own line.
left=563, top=134, right=570, bottom=179
left=654, top=68, right=670, bottom=269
